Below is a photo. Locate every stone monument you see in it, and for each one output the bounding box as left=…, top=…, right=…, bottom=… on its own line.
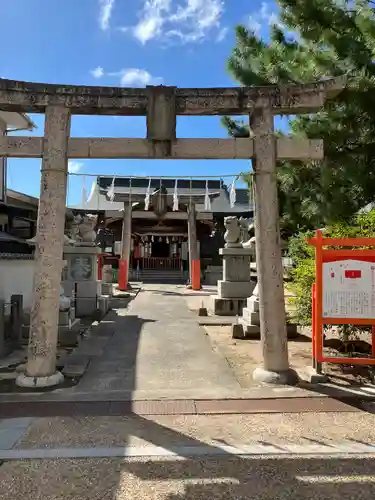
left=63, top=214, right=109, bottom=317
left=211, top=216, right=255, bottom=316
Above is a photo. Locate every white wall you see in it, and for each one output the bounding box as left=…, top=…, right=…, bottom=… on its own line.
left=0, top=259, right=35, bottom=310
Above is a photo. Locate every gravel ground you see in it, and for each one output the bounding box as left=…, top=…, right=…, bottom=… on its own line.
left=15, top=412, right=375, bottom=449
left=1, top=455, right=375, bottom=499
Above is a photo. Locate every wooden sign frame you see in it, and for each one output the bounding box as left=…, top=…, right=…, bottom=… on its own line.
left=308, top=229, right=375, bottom=366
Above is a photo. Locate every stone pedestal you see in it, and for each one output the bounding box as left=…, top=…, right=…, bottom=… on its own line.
left=212, top=247, right=254, bottom=316
left=22, top=302, right=81, bottom=347
left=58, top=306, right=81, bottom=347
left=63, top=245, right=105, bottom=317
left=237, top=284, right=298, bottom=339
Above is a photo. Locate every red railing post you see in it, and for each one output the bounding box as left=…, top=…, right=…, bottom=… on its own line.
left=97, top=254, right=103, bottom=281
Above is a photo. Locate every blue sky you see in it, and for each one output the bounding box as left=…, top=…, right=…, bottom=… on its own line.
left=2, top=0, right=283, bottom=205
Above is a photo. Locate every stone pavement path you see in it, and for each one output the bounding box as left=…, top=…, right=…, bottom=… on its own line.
left=75, top=285, right=240, bottom=395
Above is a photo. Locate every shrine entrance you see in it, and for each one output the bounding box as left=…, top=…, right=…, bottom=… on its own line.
left=0, top=76, right=344, bottom=388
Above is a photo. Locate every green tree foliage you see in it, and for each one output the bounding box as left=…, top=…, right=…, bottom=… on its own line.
left=225, top=0, right=375, bottom=233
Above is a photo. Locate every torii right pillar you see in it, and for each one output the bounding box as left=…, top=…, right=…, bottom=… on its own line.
left=118, top=204, right=132, bottom=291
left=251, top=106, right=298, bottom=385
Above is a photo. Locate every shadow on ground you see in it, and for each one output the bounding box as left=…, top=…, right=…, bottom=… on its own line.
left=74, top=312, right=156, bottom=393
left=2, top=414, right=375, bottom=499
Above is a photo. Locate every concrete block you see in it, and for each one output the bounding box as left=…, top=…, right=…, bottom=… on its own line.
left=101, top=283, right=113, bottom=296
left=246, top=295, right=260, bottom=312
left=62, top=281, right=75, bottom=297
left=304, top=366, right=328, bottom=384
left=239, top=318, right=299, bottom=339
left=98, top=295, right=110, bottom=317
left=211, top=295, right=247, bottom=316
left=232, top=323, right=244, bottom=339
left=58, top=309, right=75, bottom=327
left=241, top=308, right=260, bottom=325
left=286, top=323, right=299, bottom=338
left=218, top=280, right=255, bottom=299
left=58, top=319, right=81, bottom=347
left=75, top=297, right=97, bottom=317
left=76, top=280, right=101, bottom=299
left=198, top=307, right=208, bottom=317
left=239, top=318, right=261, bottom=337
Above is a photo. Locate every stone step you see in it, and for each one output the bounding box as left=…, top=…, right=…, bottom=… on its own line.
left=237, top=317, right=299, bottom=339
left=246, top=295, right=259, bottom=312
left=241, top=308, right=260, bottom=325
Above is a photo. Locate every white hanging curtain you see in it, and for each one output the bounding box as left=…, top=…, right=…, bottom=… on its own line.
left=173, top=179, right=179, bottom=211
left=204, top=179, right=211, bottom=211
left=81, top=175, right=88, bottom=207
left=108, top=176, right=115, bottom=202
left=230, top=176, right=237, bottom=208
left=144, top=177, right=151, bottom=211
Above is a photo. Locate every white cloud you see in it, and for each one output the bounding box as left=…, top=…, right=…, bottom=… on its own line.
left=216, top=26, right=228, bottom=42
left=247, top=1, right=282, bottom=35
left=109, top=68, right=163, bottom=87
left=248, top=17, right=261, bottom=35
left=90, top=66, right=104, bottom=79
left=99, top=0, right=115, bottom=31
left=68, top=161, right=83, bottom=174
left=119, top=0, right=224, bottom=45
left=90, top=67, right=163, bottom=86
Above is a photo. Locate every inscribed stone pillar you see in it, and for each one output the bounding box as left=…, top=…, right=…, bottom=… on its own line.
left=251, top=106, right=298, bottom=385
left=118, top=204, right=132, bottom=291
left=17, top=105, right=71, bottom=388
left=187, top=203, right=200, bottom=290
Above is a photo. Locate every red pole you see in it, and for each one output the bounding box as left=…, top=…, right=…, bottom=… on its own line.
left=312, top=283, right=316, bottom=366
left=372, top=325, right=375, bottom=358
left=315, top=230, right=324, bottom=364
left=98, top=255, right=103, bottom=281
left=191, top=259, right=201, bottom=290
left=118, top=259, right=128, bottom=291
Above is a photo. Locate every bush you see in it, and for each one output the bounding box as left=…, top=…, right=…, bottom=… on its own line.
left=287, top=209, right=375, bottom=337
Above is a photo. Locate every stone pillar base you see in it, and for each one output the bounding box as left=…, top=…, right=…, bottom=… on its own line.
left=16, top=371, right=64, bottom=388
left=253, top=367, right=299, bottom=386
left=211, top=295, right=247, bottom=316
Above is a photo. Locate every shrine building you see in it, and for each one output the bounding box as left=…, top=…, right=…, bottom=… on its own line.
left=71, top=176, right=254, bottom=283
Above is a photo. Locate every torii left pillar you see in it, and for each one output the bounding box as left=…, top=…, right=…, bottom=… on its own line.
left=17, top=105, right=71, bottom=388
left=118, top=204, right=132, bottom=291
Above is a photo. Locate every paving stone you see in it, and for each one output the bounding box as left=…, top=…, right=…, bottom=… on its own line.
left=0, top=417, right=32, bottom=449
left=74, top=287, right=240, bottom=394
left=62, top=355, right=91, bottom=377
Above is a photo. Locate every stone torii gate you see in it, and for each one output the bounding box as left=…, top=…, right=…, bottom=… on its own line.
left=0, top=77, right=344, bottom=387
